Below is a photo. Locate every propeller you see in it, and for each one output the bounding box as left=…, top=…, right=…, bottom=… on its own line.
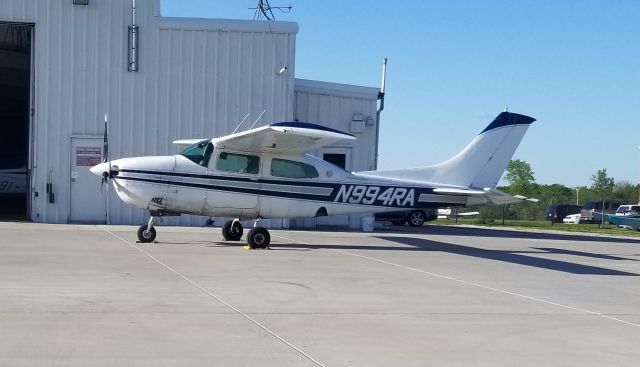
left=90, top=114, right=118, bottom=188
left=101, top=114, right=111, bottom=190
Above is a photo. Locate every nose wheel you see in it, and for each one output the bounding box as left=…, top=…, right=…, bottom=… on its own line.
left=137, top=216, right=157, bottom=243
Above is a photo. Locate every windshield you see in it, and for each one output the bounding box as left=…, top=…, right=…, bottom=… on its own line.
left=180, top=140, right=213, bottom=167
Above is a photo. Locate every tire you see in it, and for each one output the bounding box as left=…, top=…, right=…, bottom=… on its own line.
left=222, top=220, right=243, bottom=241
left=407, top=210, right=426, bottom=227
left=247, top=227, right=270, bottom=249
left=391, top=220, right=405, bottom=226
left=137, top=225, right=157, bottom=243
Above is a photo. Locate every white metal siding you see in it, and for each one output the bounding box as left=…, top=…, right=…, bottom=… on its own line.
left=1, top=0, right=297, bottom=225
left=294, top=79, right=379, bottom=172
left=293, top=78, right=379, bottom=228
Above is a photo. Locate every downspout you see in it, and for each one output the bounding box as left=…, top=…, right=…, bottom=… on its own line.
left=374, top=58, right=387, bottom=170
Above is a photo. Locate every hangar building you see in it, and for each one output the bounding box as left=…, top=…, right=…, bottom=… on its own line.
left=0, top=0, right=381, bottom=228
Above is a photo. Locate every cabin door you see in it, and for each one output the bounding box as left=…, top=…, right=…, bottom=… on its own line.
left=317, top=147, right=352, bottom=226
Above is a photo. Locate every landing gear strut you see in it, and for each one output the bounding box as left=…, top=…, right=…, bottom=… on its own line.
left=137, top=216, right=157, bottom=243
left=222, top=219, right=243, bottom=241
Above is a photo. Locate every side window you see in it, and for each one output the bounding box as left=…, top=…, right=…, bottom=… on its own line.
left=216, top=152, right=260, bottom=174
left=270, top=158, right=319, bottom=178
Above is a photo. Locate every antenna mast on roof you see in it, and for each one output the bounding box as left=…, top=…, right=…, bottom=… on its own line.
left=250, top=0, right=292, bottom=20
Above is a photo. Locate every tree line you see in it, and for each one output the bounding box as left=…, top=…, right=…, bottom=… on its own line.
left=472, top=159, right=640, bottom=222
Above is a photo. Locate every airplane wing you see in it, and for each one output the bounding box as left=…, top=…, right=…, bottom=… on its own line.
left=211, top=122, right=355, bottom=154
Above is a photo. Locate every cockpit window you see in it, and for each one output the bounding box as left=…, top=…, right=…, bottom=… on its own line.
left=217, top=152, right=260, bottom=174
left=270, top=158, right=319, bottom=178
left=180, top=140, right=214, bottom=167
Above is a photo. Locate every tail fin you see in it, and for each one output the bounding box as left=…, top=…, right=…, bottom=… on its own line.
left=361, top=111, right=535, bottom=188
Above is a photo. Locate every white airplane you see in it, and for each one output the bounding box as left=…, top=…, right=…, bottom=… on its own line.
left=90, top=111, right=535, bottom=248
left=0, top=167, right=27, bottom=195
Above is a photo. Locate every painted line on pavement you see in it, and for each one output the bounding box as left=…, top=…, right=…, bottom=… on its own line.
left=100, top=226, right=327, bottom=367
left=274, top=233, right=640, bottom=329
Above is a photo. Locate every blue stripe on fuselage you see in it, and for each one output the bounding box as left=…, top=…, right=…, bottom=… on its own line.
left=117, top=169, right=463, bottom=209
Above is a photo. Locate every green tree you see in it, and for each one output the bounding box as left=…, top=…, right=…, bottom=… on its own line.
left=537, top=184, right=572, bottom=204
left=613, top=180, right=640, bottom=203
left=590, top=168, right=615, bottom=196
left=504, top=159, right=536, bottom=196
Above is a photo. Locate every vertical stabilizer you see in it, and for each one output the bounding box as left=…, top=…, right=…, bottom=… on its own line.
left=359, top=112, right=535, bottom=188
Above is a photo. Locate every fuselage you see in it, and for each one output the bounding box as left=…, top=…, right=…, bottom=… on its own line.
left=0, top=168, right=27, bottom=194
left=91, top=141, right=469, bottom=220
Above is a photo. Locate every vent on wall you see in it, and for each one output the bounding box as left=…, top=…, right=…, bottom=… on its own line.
left=73, top=0, right=89, bottom=5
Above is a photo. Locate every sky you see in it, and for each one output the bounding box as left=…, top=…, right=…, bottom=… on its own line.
left=161, top=0, right=640, bottom=187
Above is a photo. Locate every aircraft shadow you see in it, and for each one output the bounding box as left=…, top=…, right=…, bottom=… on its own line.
left=378, top=225, right=640, bottom=244
left=532, top=247, right=640, bottom=262
left=270, top=236, right=638, bottom=276
left=375, top=236, right=639, bottom=276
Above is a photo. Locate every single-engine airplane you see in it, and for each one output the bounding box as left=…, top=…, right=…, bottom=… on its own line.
left=0, top=167, right=27, bottom=195
left=90, top=111, right=535, bottom=248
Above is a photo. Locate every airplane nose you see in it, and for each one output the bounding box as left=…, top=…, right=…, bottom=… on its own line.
left=90, top=162, right=110, bottom=177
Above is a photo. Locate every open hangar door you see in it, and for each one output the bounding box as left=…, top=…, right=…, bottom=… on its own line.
left=0, top=23, right=32, bottom=220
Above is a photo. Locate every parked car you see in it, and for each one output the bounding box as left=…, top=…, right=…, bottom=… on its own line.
left=375, top=209, right=438, bottom=227
left=562, top=213, right=582, bottom=224
left=546, top=204, right=582, bottom=223
left=580, top=201, right=621, bottom=223
left=614, top=204, right=640, bottom=216
left=608, top=204, right=640, bottom=229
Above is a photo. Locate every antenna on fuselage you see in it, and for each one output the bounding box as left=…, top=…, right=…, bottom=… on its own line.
left=249, top=110, right=267, bottom=129
left=231, top=113, right=251, bottom=134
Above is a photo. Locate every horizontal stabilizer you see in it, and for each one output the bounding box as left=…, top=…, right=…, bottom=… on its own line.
left=466, top=188, right=522, bottom=205
left=433, top=188, right=487, bottom=195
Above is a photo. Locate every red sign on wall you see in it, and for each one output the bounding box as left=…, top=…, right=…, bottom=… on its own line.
left=76, top=147, right=102, bottom=166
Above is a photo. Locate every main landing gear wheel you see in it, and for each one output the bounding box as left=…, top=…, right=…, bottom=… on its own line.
left=247, top=227, right=270, bottom=249
left=222, top=220, right=243, bottom=241
left=137, top=225, right=157, bottom=243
